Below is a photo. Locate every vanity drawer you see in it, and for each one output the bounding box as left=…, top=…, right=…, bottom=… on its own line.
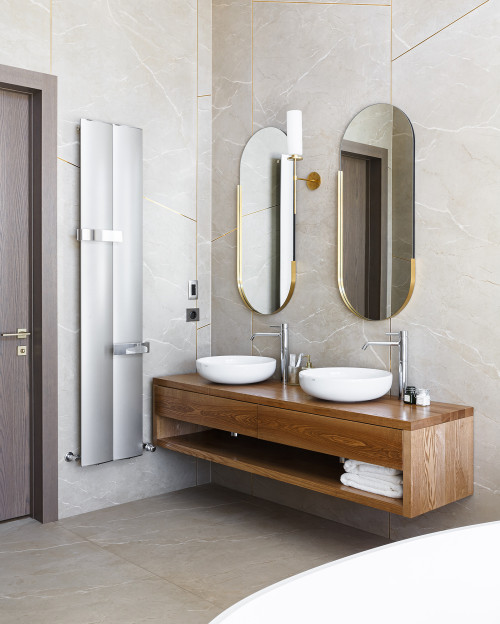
left=258, top=406, right=403, bottom=470
left=154, top=385, right=258, bottom=436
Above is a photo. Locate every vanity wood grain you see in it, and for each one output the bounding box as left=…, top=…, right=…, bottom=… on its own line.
left=154, top=385, right=257, bottom=436
left=258, top=405, right=403, bottom=470
left=153, top=374, right=474, bottom=518
left=154, top=373, right=473, bottom=431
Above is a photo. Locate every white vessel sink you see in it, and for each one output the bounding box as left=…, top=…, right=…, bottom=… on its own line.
left=299, top=367, right=392, bottom=402
left=196, top=355, right=276, bottom=385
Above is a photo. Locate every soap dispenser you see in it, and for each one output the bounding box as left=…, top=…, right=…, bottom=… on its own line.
left=301, top=355, right=312, bottom=370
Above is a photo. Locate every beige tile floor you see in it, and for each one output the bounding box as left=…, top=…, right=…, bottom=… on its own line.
left=0, top=484, right=389, bottom=623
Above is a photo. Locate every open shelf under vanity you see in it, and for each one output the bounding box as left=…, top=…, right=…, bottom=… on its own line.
left=153, top=374, right=474, bottom=518
left=156, top=429, right=404, bottom=514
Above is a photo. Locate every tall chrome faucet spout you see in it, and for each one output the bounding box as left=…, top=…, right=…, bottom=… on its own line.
left=362, top=340, right=398, bottom=351
left=251, top=323, right=289, bottom=384
left=362, top=331, right=408, bottom=399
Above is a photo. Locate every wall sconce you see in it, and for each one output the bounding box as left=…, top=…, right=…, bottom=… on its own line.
left=287, top=110, right=321, bottom=214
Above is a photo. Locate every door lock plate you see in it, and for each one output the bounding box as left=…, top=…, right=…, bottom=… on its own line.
left=17, top=346, right=27, bottom=356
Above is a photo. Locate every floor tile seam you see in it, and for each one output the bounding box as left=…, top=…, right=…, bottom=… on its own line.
left=0, top=574, right=158, bottom=602
left=88, top=547, right=224, bottom=610
left=83, top=526, right=311, bottom=550
left=0, top=538, right=89, bottom=555
left=144, top=555, right=342, bottom=608
left=59, top=500, right=241, bottom=532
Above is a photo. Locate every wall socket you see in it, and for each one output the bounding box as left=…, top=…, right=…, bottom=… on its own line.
left=186, top=308, right=200, bottom=322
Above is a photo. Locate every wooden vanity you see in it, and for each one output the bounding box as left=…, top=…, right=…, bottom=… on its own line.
left=153, top=374, right=474, bottom=518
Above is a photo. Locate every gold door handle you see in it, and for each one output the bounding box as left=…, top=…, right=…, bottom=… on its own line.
left=1, top=328, right=31, bottom=338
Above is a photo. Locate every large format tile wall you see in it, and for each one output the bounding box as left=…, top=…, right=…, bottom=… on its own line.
left=211, top=0, right=500, bottom=538
left=0, top=0, right=212, bottom=517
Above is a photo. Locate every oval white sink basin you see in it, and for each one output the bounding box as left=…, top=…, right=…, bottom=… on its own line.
left=299, top=367, right=392, bottom=402
left=196, top=355, right=276, bottom=385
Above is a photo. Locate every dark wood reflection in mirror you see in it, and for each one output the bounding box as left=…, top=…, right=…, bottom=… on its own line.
left=339, top=104, right=415, bottom=320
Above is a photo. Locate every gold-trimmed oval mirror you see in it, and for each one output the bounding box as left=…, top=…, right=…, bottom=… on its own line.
left=237, top=127, right=295, bottom=315
left=338, top=104, right=415, bottom=320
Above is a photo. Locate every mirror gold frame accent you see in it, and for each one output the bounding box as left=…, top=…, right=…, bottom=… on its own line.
left=237, top=184, right=296, bottom=314
left=337, top=170, right=415, bottom=320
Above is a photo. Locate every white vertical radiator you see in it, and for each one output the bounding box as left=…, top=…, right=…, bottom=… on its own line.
left=78, top=119, right=148, bottom=467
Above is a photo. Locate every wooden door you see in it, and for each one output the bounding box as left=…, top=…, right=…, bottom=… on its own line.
left=342, top=153, right=368, bottom=315
left=341, top=150, right=384, bottom=319
left=0, top=88, right=32, bottom=521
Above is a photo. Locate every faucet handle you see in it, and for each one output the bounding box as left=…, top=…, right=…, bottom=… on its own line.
left=386, top=332, right=401, bottom=336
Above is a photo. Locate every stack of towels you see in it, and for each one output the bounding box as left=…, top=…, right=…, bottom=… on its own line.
left=340, top=459, right=403, bottom=498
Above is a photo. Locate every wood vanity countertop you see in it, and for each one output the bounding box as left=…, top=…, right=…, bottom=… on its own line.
left=153, top=373, right=473, bottom=431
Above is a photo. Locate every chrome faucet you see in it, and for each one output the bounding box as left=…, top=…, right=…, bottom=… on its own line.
left=251, top=323, right=289, bottom=383
left=362, top=330, right=408, bottom=399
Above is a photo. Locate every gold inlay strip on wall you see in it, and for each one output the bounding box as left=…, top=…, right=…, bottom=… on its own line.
left=392, top=0, right=490, bottom=62
left=212, top=228, right=237, bottom=243
left=196, top=323, right=211, bottom=331
left=144, top=196, right=197, bottom=223
left=57, top=156, right=79, bottom=168
left=243, top=204, right=277, bottom=218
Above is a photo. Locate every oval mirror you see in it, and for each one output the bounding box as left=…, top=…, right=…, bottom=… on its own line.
left=237, top=127, right=295, bottom=315
left=338, top=104, right=415, bottom=320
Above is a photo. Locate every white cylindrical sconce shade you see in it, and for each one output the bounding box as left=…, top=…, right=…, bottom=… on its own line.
left=287, top=110, right=303, bottom=156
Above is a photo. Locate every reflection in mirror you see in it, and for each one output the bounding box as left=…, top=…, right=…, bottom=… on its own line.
left=238, top=127, right=295, bottom=315
left=339, top=104, right=415, bottom=320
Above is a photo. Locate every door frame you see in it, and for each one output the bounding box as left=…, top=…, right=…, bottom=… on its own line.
left=0, top=63, right=58, bottom=523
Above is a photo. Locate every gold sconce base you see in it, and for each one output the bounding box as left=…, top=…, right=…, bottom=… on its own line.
left=299, top=172, right=321, bottom=190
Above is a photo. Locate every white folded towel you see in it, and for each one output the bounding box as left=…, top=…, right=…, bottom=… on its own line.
left=344, top=459, right=402, bottom=477
left=359, top=472, right=403, bottom=485
left=340, top=473, right=403, bottom=499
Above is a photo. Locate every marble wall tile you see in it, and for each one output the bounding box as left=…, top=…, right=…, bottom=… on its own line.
left=196, top=459, right=212, bottom=485
left=212, top=0, right=252, bottom=240
left=390, top=0, right=500, bottom=537
left=197, top=323, right=212, bottom=359
left=53, top=0, right=198, bottom=224
left=0, top=0, right=50, bottom=73
left=212, top=464, right=253, bottom=496
left=143, top=200, right=197, bottom=378
left=57, top=160, right=81, bottom=468
left=213, top=0, right=500, bottom=539
left=52, top=0, right=205, bottom=518
left=198, top=95, right=212, bottom=329
left=250, top=1, right=392, bottom=367
left=211, top=0, right=396, bottom=533
left=212, top=231, right=253, bottom=355
left=254, top=0, right=388, bottom=4
left=392, top=0, right=487, bottom=59
left=211, top=0, right=253, bottom=357
left=198, top=0, right=212, bottom=96
left=2, top=1, right=205, bottom=520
